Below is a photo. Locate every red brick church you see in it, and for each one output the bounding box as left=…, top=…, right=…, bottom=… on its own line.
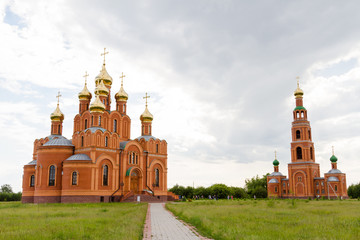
left=22, top=49, right=176, bottom=203
left=267, top=81, right=348, bottom=199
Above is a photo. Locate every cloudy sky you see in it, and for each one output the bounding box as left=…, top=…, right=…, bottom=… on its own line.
left=1, top=0, right=359, bottom=192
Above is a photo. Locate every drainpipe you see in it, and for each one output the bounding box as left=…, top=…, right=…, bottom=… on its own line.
left=111, top=149, right=122, bottom=201
left=145, top=151, right=154, bottom=196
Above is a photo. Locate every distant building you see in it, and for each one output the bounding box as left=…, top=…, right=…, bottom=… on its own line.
left=22, top=49, right=176, bottom=203
left=267, top=81, right=348, bottom=199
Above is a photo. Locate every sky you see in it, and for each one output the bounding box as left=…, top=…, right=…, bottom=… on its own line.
left=0, top=0, right=359, bottom=192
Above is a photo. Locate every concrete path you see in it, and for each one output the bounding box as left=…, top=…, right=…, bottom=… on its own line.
left=143, top=203, right=205, bottom=240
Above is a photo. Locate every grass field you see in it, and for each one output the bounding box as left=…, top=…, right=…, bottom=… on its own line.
left=0, top=202, right=147, bottom=240
left=166, top=199, right=360, bottom=240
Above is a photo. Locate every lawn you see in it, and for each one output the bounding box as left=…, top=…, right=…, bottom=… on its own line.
left=166, top=199, right=360, bottom=240
left=0, top=202, right=147, bottom=240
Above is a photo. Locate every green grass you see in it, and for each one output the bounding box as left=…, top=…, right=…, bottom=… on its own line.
left=0, top=202, right=147, bottom=240
left=166, top=199, right=360, bottom=240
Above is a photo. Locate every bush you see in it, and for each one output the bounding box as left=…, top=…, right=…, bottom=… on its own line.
left=0, top=192, right=22, bottom=201
left=348, top=183, right=360, bottom=199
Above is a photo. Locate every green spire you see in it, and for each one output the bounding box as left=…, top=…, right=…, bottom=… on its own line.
left=330, top=146, right=338, bottom=162
left=273, top=150, right=279, bottom=166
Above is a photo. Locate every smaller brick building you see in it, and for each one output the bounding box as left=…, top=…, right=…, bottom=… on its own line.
left=267, top=81, right=348, bottom=199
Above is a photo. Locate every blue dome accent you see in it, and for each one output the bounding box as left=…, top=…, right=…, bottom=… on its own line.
left=269, top=178, right=279, bottom=183
left=66, top=154, right=91, bottom=161
left=136, top=135, right=158, bottom=141
left=328, top=169, right=342, bottom=174
left=26, top=160, right=37, bottom=165
left=270, top=172, right=283, bottom=176
left=327, top=176, right=340, bottom=182
left=85, top=127, right=107, bottom=133
left=43, top=136, right=73, bottom=146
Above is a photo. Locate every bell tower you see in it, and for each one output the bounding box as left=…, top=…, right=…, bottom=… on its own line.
left=288, top=78, right=320, bottom=197
left=140, top=92, right=153, bottom=136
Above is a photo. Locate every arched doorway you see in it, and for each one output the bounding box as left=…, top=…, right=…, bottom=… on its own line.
left=130, top=170, right=140, bottom=193
left=296, top=183, right=305, bottom=196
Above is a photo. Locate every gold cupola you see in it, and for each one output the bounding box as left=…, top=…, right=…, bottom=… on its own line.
left=89, top=94, right=106, bottom=113
left=95, top=80, right=109, bottom=97
left=294, top=77, right=304, bottom=97
left=115, top=72, right=128, bottom=101
left=140, top=93, right=153, bottom=122
left=78, top=72, right=92, bottom=100
left=50, top=92, right=64, bottom=121
left=95, top=48, right=113, bottom=86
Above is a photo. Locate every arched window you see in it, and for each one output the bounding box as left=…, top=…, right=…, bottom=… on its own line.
left=301, top=111, right=304, bottom=118
left=113, top=119, right=117, bottom=133
left=91, top=116, right=94, bottom=126
left=310, top=147, right=313, bottom=160
left=85, top=119, right=88, bottom=129
left=155, top=168, right=159, bottom=187
left=81, top=136, right=84, bottom=147
left=142, top=126, right=144, bottom=135
left=105, top=136, right=108, bottom=147
left=103, top=99, right=105, bottom=104
left=156, top=144, right=159, bottom=153
left=275, top=186, right=277, bottom=192
left=296, top=147, right=302, bottom=159
left=296, top=130, right=301, bottom=139
left=49, top=165, right=56, bottom=186
left=72, top=172, right=78, bottom=185
left=308, top=130, right=311, bottom=140
left=123, top=104, right=126, bottom=113
left=30, top=175, right=35, bottom=187
left=103, top=165, right=108, bottom=186
left=132, top=152, right=135, bottom=164
left=99, top=116, right=101, bottom=126
left=128, top=153, right=131, bottom=164
left=135, top=155, right=138, bottom=164
left=335, top=185, right=337, bottom=192
left=58, top=125, right=60, bottom=134
left=296, top=112, right=300, bottom=118
left=149, top=125, right=151, bottom=134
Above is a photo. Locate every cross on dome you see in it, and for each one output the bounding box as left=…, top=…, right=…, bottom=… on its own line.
left=275, top=150, right=277, bottom=159
left=296, top=76, right=300, bottom=87
left=56, top=91, right=62, bottom=105
left=119, top=72, right=126, bottom=86
left=332, top=146, right=335, bottom=155
left=101, top=47, right=109, bottom=64
left=143, top=92, right=150, bottom=107
left=83, top=71, right=89, bottom=85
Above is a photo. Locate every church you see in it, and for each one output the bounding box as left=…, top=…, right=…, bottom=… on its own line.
left=22, top=49, right=176, bottom=203
left=267, top=81, right=348, bottom=199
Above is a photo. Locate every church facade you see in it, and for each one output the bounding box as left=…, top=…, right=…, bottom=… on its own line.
left=267, top=82, right=348, bottom=199
left=22, top=50, right=176, bottom=203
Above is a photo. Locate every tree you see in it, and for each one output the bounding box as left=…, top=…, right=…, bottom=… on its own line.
left=209, top=184, right=231, bottom=199
left=0, top=184, right=13, bottom=193
left=245, top=174, right=269, bottom=198
left=230, top=186, right=248, bottom=198
left=348, top=183, right=360, bottom=198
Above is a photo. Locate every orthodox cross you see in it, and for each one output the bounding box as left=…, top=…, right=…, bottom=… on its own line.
left=296, top=76, right=300, bottom=87
left=83, top=71, right=89, bottom=85
left=275, top=150, right=277, bottom=159
left=56, top=91, right=62, bottom=105
left=101, top=48, right=109, bottom=64
left=119, top=72, right=126, bottom=86
left=143, top=92, right=150, bottom=107
left=332, top=146, right=335, bottom=155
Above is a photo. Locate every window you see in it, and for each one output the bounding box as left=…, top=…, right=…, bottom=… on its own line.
left=310, top=147, right=313, bottom=160
left=321, top=182, right=324, bottom=186
left=155, top=168, right=159, bottom=187
left=91, top=116, right=93, bottom=125
left=72, top=172, right=78, bottom=185
left=321, top=189, right=325, bottom=194
left=296, top=112, right=299, bottom=118
left=308, top=130, right=311, bottom=140
left=297, top=176, right=302, bottom=182
left=49, top=165, right=56, bottom=186
left=99, top=116, right=101, bottom=126
left=296, top=147, right=302, bottom=159
left=283, top=189, right=286, bottom=194
left=128, top=153, right=131, bottom=164
left=316, top=189, right=319, bottom=194
left=301, top=111, right=304, bottom=118
left=136, top=155, right=138, bottom=164
left=30, top=175, right=35, bottom=187
left=156, top=144, right=159, bottom=153
left=58, top=125, right=60, bottom=134
left=275, top=187, right=278, bottom=192
left=335, top=185, right=337, bottom=192
left=296, top=130, right=301, bottom=139
left=316, top=181, right=319, bottom=186
left=105, top=137, right=108, bottom=147
left=149, top=125, right=151, bottom=134
left=283, top=183, right=286, bottom=188
left=123, top=104, right=126, bottom=112
left=142, top=126, right=144, bottom=135
left=103, top=165, right=108, bottom=186
left=81, top=136, right=84, bottom=147
left=132, top=152, right=135, bottom=164
left=85, top=119, right=88, bottom=129
left=113, top=119, right=117, bottom=133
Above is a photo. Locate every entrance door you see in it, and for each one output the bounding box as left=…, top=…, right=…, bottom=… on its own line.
left=130, top=171, right=139, bottom=193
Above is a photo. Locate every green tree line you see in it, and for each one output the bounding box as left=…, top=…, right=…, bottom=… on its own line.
left=0, top=184, right=22, bottom=201
left=169, top=174, right=268, bottom=199
left=348, top=182, right=360, bottom=199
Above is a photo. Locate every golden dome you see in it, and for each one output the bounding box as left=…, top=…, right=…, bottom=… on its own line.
left=89, top=94, right=105, bottom=113
left=50, top=104, right=64, bottom=121
left=78, top=83, right=92, bottom=100
left=140, top=106, right=153, bottom=122
left=95, top=80, right=109, bottom=96
left=115, top=73, right=128, bottom=101
left=294, top=79, right=304, bottom=97
left=95, top=64, right=113, bottom=86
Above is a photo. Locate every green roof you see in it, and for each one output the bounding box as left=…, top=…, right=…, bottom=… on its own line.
left=273, top=159, right=279, bottom=166
left=294, top=106, right=306, bottom=111
left=330, top=155, right=338, bottom=163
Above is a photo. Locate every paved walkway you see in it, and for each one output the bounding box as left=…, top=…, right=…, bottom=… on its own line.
left=143, top=203, right=203, bottom=240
